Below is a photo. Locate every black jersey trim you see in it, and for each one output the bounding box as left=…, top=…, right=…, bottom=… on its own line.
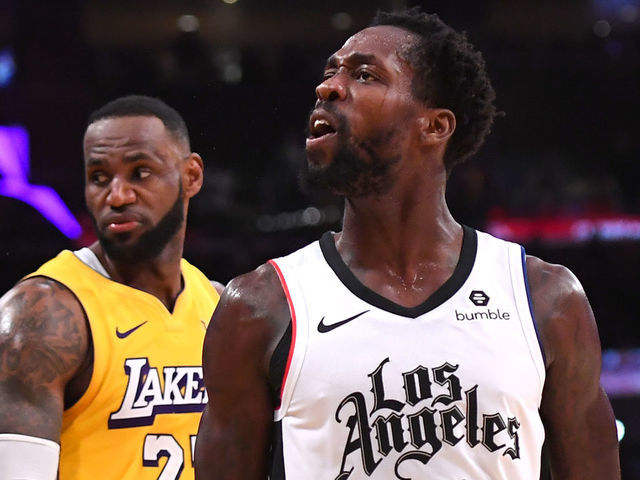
left=269, top=321, right=292, bottom=408
left=319, top=225, right=478, bottom=318
left=269, top=420, right=285, bottom=479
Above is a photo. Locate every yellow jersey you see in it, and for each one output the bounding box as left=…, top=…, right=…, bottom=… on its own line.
left=27, top=249, right=219, bottom=480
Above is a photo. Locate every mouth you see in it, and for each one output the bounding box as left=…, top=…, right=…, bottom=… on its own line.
left=306, top=111, right=339, bottom=152
left=107, top=220, right=140, bottom=234
left=308, top=112, right=338, bottom=140
left=103, top=214, right=142, bottom=234
left=309, top=119, right=336, bottom=139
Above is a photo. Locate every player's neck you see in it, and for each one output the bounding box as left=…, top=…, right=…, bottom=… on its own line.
left=341, top=168, right=461, bottom=249
left=337, top=178, right=462, bottom=281
left=91, top=237, right=185, bottom=311
left=335, top=196, right=462, bottom=308
left=341, top=208, right=460, bottom=269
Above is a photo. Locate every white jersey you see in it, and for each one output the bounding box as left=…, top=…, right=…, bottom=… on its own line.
left=268, top=226, right=546, bottom=480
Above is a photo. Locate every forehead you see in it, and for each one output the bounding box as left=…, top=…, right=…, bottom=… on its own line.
left=335, top=25, right=416, bottom=64
left=83, top=116, right=173, bottom=152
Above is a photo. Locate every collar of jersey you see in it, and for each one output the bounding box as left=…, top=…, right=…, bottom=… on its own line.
left=319, top=225, right=477, bottom=318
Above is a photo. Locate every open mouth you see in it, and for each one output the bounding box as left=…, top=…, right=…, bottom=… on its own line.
left=308, top=111, right=339, bottom=140
left=310, top=119, right=336, bottom=138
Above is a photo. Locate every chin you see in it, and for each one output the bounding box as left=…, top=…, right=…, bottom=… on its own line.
left=306, top=141, right=338, bottom=163
left=105, top=231, right=135, bottom=243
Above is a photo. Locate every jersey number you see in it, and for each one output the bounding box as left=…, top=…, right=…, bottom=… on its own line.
left=143, top=434, right=196, bottom=479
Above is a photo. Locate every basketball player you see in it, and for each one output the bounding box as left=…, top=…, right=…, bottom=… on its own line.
left=0, top=95, right=222, bottom=479
left=194, top=8, right=620, bottom=480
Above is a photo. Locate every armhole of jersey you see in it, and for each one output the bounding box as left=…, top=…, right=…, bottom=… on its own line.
left=269, top=322, right=292, bottom=408
left=519, top=247, right=547, bottom=366
left=63, top=319, right=94, bottom=411
left=268, top=259, right=303, bottom=422
left=508, top=246, right=547, bottom=395
left=58, top=284, right=105, bottom=426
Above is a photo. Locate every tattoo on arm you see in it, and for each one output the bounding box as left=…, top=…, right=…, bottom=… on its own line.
left=0, top=278, right=88, bottom=440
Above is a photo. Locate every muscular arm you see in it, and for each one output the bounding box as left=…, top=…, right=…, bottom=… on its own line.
left=195, top=264, right=290, bottom=480
left=527, top=256, right=620, bottom=479
left=0, top=277, right=89, bottom=441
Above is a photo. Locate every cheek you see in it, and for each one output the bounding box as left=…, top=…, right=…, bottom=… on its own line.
left=350, top=108, right=402, bottom=142
left=84, top=188, right=95, bottom=209
left=160, top=170, right=183, bottom=190
left=352, top=93, right=411, bottom=131
left=84, top=186, right=107, bottom=211
left=84, top=193, right=100, bottom=220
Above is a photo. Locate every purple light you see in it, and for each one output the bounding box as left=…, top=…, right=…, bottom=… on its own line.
left=0, top=49, right=16, bottom=88
left=0, top=126, right=82, bottom=239
left=601, top=348, right=640, bottom=398
left=0, top=125, right=29, bottom=177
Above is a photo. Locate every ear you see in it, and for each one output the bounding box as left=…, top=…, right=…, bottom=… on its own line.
left=417, top=108, right=456, bottom=147
left=182, top=152, right=204, bottom=199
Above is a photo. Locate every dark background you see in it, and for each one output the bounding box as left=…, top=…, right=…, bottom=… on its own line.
left=1, top=0, right=639, bottom=475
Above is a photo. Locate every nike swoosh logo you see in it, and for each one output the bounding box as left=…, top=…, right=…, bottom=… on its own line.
left=317, top=310, right=369, bottom=333
left=116, top=321, right=148, bottom=339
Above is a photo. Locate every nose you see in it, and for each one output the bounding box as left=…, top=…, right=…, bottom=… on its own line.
left=316, top=74, right=347, bottom=102
left=106, top=176, right=136, bottom=208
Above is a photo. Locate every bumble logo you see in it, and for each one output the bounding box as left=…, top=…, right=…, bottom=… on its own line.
left=455, top=290, right=511, bottom=321
left=469, top=290, right=489, bottom=306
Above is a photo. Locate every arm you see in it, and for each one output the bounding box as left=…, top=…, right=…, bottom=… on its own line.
left=0, top=277, right=89, bottom=441
left=527, top=256, right=620, bottom=479
left=195, top=264, right=290, bottom=480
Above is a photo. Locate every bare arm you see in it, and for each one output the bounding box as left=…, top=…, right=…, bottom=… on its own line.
left=195, top=264, right=290, bottom=480
left=0, top=277, right=89, bottom=441
left=527, top=256, right=620, bottom=479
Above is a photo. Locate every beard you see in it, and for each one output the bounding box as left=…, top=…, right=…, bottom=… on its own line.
left=93, top=184, right=184, bottom=264
left=300, top=104, right=400, bottom=198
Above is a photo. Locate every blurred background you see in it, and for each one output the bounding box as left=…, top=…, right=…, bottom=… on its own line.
left=1, top=0, right=638, bottom=474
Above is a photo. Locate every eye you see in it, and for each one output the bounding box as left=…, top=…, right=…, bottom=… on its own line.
left=133, top=167, right=152, bottom=180
left=90, top=171, right=109, bottom=186
left=322, top=69, right=337, bottom=81
left=356, top=69, right=375, bottom=82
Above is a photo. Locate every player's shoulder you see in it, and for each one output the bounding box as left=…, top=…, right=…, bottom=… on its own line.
left=525, top=254, right=585, bottom=303
left=222, top=262, right=285, bottom=318
left=1, top=274, right=85, bottom=315
left=524, top=254, right=594, bottom=365
left=206, top=262, right=290, bottom=361
left=0, top=275, right=90, bottom=379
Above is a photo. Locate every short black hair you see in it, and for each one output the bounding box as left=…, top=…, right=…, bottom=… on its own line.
left=87, top=95, right=191, bottom=149
left=371, top=8, right=497, bottom=172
